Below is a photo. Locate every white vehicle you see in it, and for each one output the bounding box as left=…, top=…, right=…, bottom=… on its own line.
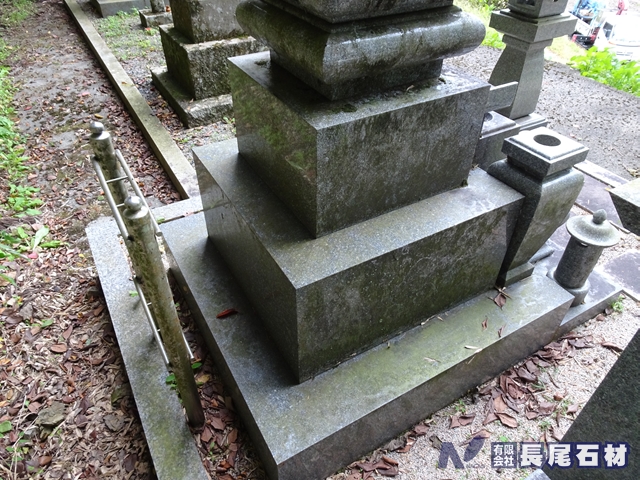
left=592, top=13, right=640, bottom=61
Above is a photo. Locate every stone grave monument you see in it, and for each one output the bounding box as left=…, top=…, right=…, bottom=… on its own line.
left=159, top=0, right=622, bottom=478
left=139, top=0, right=172, bottom=28
left=151, top=0, right=263, bottom=127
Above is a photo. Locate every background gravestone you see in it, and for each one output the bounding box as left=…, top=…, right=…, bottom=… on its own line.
left=151, top=0, right=263, bottom=127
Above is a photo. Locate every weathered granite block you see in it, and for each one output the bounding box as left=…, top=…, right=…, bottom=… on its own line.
left=159, top=25, right=261, bottom=100
left=609, top=178, right=640, bottom=235
left=237, top=0, right=485, bottom=100
left=170, top=0, right=244, bottom=43
left=490, top=11, right=577, bottom=43
left=139, top=8, right=172, bottom=28
left=194, top=139, right=524, bottom=382
left=230, top=52, right=490, bottom=237
left=90, top=0, right=149, bottom=17
left=162, top=212, right=574, bottom=480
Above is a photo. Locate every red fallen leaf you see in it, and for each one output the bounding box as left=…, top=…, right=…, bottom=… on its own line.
left=461, top=429, right=491, bottom=445
left=39, top=456, right=52, bottom=466
left=538, top=401, right=556, bottom=416
left=75, top=414, right=88, bottom=428
left=526, top=410, right=539, bottom=420
left=79, top=396, right=93, bottom=414
left=24, top=105, right=31, bottom=110
left=413, top=424, right=429, bottom=436
left=496, top=412, right=518, bottom=428
left=458, top=414, right=475, bottom=426
left=227, top=428, right=238, bottom=443
left=93, top=305, right=105, bottom=316
left=493, top=395, right=507, bottom=414
left=601, top=342, right=623, bottom=352
left=498, top=325, right=506, bottom=338
left=566, top=404, right=579, bottom=414
left=595, top=313, right=606, bottom=321
left=210, top=416, right=225, bottom=431
left=346, top=474, right=361, bottom=480
left=483, top=411, right=498, bottom=425
left=379, top=466, right=399, bottom=477
left=27, top=252, right=38, bottom=259
left=216, top=308, right=238, bottom=319
left=382, top=455, right=398, bottom=466
left=27, top=401, right=41, bottom=413
left=450, top=415, right=461, bottom=429
left=397, top=437, right=415, bottom=453
left=517, top=367, right=537, bottom=383
left=550, top=426, right=563, bottom=442
left=356, top=461, right=378, bottom=472
left=493, top=292, right=507, bottom=308
left=478, top=385, right=493, bottom=395
left=481, top=317, right=488, bottom=330
left=227, top=449, right=237, bottom=467
left=50, top=344, right=67, bottom=353
left=62, top=326, right=73, bottom=340
left=123, top=453, right=137, bottom=473
left=553, top=392, right=565, bottom=401
left=201, top=426, right=212, bottom=443
left=525, top=360, right=539, bottom=375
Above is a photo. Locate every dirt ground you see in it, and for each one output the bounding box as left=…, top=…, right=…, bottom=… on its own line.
left=0, top=1, right=638, bottom=480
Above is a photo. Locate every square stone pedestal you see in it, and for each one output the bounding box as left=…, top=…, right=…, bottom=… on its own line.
left=163, top=211, right=576, bottom=480
left=196, top=139, right=524, bottom=382
left=152, top=26, right=263, bottom=127
left=230, top=52, right=490, bottom=236
left=139, top=8, right=171, bottom=28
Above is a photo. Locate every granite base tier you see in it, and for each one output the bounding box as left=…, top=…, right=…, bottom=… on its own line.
left=230, top=52, right=490, bottom=236
left=159, top=25, right=263, bottom=100
left=162, top=212, right=575, bottom=480
left=195, top=139, right=524, bottom=382
left=151, top=67, right=233, bottom=127
left=474, top=110, right=519, bottom=170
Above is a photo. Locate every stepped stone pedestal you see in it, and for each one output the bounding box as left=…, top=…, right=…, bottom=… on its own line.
left=91, top=0, right=149, bottom=17
left=151, top=0, right=263, bottom=126
left=167, top=0, right=618, bottom=477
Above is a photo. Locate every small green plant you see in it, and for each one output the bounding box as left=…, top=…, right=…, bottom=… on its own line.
left=454, top=399, right=467, bottom=414
left=538, top=419, right=552, bottom=431
left=7, top=184, right=42, bottom=215
left=0, top=0, right=36, bottom=29
left=611, top=295, right=624, bottom=313
left=498, top=434, right=510, bottom=442
left=570, top=48, right=640, bottom=96
left=482, top=28, right=505, bottom=49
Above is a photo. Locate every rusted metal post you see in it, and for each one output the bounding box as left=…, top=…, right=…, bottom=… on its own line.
left=122, top=196, right=204, bottom=428
left=89, top=122, right=128, bottom=205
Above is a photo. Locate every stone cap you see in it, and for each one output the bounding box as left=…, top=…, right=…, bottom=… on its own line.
left=502, top=127, right=589, bottom=179
left=566, top=210, right=620, bottom=248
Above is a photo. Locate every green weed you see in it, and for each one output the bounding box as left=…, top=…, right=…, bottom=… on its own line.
left=570, top=48, right=640, bottom=96
left=6, top=184, right=42, bottom=215
left=0, top=0, right=36, bottom=29
left=611, top=295, right=624, bottom=313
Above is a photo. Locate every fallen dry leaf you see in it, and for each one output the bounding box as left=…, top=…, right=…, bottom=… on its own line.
left=496, top=412, right=518, bottom=428
left=601, top=342, right=623, bottom=352
left=50, top=344, right=67, bottom=353
left=216, top=308, right=238, bottom=319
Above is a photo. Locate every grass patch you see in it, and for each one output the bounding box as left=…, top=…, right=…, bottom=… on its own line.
left=95, top=9, right=161, bottom=62
left=456, top=0, right=505, bottom=50
left=570, top=47, right=640, bottom=96
left=0, top=0, right=36, bottom=29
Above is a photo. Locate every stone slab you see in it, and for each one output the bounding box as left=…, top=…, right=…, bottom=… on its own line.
left=609, top=178, right=640, bottom=235
left=139, top=8, right=172, bottom=28
left=170, top=0, right=244, bottom=43
left=86, top=216, right=208, bottom=480
left=273, top=0, right=454, bottom=23
left=230, top=52, right=490, bottom=236
left=162, top=211, right=574, bottom=480
left=90, top=0, right=148, bottom=17
left=65, top=0, right=198, bottom=198
left=544, top=328, right=640, bottom=478
left=575, top=159, right=627, bottom=188
left=577, top=174, right=624, bottom=230
left=151, top=67, right=233, bottom=127
left=601, top=251, right=640, bottom=301
left=196, top=138, right=524, bottom=381
left=237, top=1, right=485, bottom=100
left=515, top=113, right=549, bottom=131
left=159, top=25, right=263, bottom=101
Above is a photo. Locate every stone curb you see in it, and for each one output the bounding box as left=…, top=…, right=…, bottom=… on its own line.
left=64, top=0, right=199, bottom=199
left=86, top=212, right=208, bottom=480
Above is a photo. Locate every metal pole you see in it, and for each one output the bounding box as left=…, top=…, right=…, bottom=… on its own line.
left=89, top=122, right=128, bottom=205
left=122, top=196, right=204, bottom=428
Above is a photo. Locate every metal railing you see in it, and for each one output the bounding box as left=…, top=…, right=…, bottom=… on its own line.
left=89, top=122, right=204, bottom=428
